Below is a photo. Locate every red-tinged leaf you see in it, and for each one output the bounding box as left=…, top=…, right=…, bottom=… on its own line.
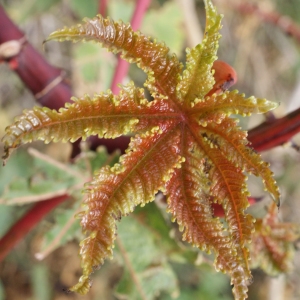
left=200, top=118, right=280, bottom=206
left=45, top=14, right=182, bottom=101
left=251, top=203, right=300, bottom=275
left=69, top=124, right=183, bottom=293
left=2, top=1, right=284, bottom=299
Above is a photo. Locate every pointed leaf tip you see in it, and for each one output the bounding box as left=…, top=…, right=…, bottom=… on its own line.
left=256, top=98, right=279, bottom=114
left=275, top=193, right=281, bottom=208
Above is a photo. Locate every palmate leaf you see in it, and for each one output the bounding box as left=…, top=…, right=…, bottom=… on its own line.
left=250, top=203, right=300, bottom=276
left=2, top=0, right=281, bottom=299
left=71, top=125, right=183, bottom=294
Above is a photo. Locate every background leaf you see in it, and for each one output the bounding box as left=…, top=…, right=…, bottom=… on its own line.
left=35, top=201, right=82, bottom=260
left=0, top=149, right=82, bottom=204
left=115, top=207, right=179, bottom=300
left=69, top=0, right=98, bottom=19
left=142, top=2, right=185, bottom=56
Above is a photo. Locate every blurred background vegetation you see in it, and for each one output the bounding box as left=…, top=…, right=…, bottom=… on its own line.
left=0, top=0, right=300, bottom=299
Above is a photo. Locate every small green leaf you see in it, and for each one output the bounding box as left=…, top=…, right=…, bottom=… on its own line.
left=74, top=43, right=114, bottom=88
left=0, top=150, right=82, bottom=204
left=115, top=215, right=178, bottom=299
left=109, top=0, right=134, bottom=23
left=134, top=201, right=178, bottom=251
left=69, top=0, right=98, bottom=18
left=142, top=2, right=184, bottom=56
left=36, top=201, right=82, bottom=259
left=161, top=263, right=231, bottom=300
left=0, top=150, right=33, bottom=195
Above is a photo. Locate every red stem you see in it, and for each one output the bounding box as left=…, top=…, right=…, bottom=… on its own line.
left=110, top=0, right=151, bottom=93
left=98, top=0, right=108, bottom=16
left=0, top=6, right=72, bottom=110
left=0, top=195, right=68, bottom=262
left=248, top=107, right=300, bottom=151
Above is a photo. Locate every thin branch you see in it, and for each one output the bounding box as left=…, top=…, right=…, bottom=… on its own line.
left=0, top=189, right=69, bottom=205
left=28, top=147, right=85, bottom=179
left=235, top=3, right=300, bottom=44
left=35, top=206, right=82, bottom=260
left=116, top=236, right=148, bottom=300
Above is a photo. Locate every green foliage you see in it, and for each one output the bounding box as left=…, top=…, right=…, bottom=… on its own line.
left=142, top=1, right=184, bottom=56
left=115, top=214, right=178, bottom=299
left=37, top=202, right=82, bottom=258
left=0, top=148, right=81, bottom=204
left=109, top=0, right=134, bottom=23
left=161, top=263, right=232, bottom=300
left=69, top=0, right=98, bottom=19
left=0, top=150, right=39, bottom=235
left=250, top=203, right=300, bottom=276
left=74, top=43, right=114, bottom=87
